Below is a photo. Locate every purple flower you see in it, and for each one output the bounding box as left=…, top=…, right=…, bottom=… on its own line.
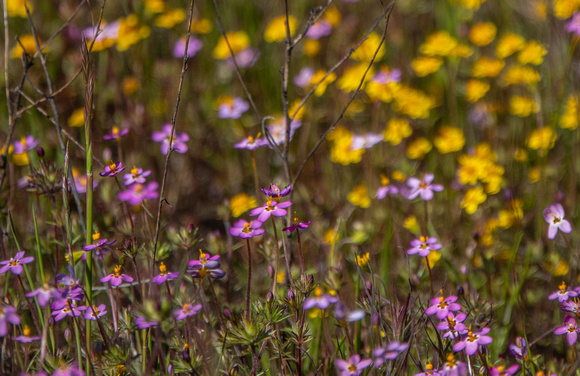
left=100, top=265, right=134, bottom=287
left=407, top=173, right=443, bottom=201
left=543, top=203, right=572, bottom=239
left=334, top=302, right=365, bottom=322
left=306, top=20, right=332, bottom=39
left=173, top=36, right=203, bottom=58
left=187, top=250, right=226, bottom=279
left=100, top=161, right=125, bottom=177
left=554, top=315, right=580, bottom=345
left=52, top=362, right=85, bottom=376
left=226, top=47, right=260, bottom=69
left=13, top=326, right=40, bottom=343
left=0, top=305, right=21, bottom=336
left=123, top=166, right=152, bottom=185
left=437, top=312, right=468, bottom=339
left=549, top=282, right=578, bottom=302
left=294, top=67, right=314, bottom=88
left=234, top=135, right=269, bottom=150
left=373, top=342, right=409, bottom=366
left=152, top=124, right=189, bottom=155
left=151, top=262, right=179, bottom=284
left=303, top=287, right=339, bottom=310
left=566, top=12, right=580, bottom=36
left=372, top=68, right=402, bottom=84
left=490, top=365, right=519, bottom=376
left=118, top=182, right=159, bottom=205
left=266, top=117, right=302, bottom=146
left=407, top=236, right=442, bottom=257
left=376, top=175, right=399, bottom=199
left=217, top=97, right=249, bottom=119
left=26, top=284, right=53, bottom=307
left=261, top=183, right=292, bottom=199
left=13, top=136, right=39, bottom=154
left=0, top=251, right=34, bottom=275
left=72, top=169, right=98, bottom=194
left=84, top=304, right=107, bottom=320
left=51, top=301, right=86, bottom=322
left=350, top=133, right=384, bottom=151
left=102, top=126, right=129, bottom=141
left=229, top=219, right=265, bottom=238
left=283, top=215, right=311, bottom=233
left=509, top=337, right=528, bottom=359
left=441, top=354, right=467, bottom=376
left=453, top=327, right=494, bottom=355
left=562, top=299, right=580, bottom=314
left=83, top=232, right=116, bottom=251
left=174, top=303, right=202, bottom=321
left=425, top=293, right=462, bottom=320
left=250, top=200, right=292, bottom=222
left=334, top=355, right=372, bottom=376
left=135, top=316, right=159, bottom=329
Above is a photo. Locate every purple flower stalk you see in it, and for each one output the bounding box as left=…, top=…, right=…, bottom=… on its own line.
left=334, top=355, right=372, bottom=376
left=173, top=36, right=203, bottom=58
left=0, top=251, right=34, bottom=275
left=152, top=124, right=189, bottom=155
left=407, top=236, right=442, bottom=257
left=373, top=342, right=409, bottom=366
left=549, top=282, right=578, bottom=302
left=261, top=183, right=292, bottom=199
left=13, top=135, right=39, bottom=154
left=174, top=303, right=202, bottom=321
left=152, top=262, right=179, bottom=284
left=453, top=327, right=494, bottom=355
left=228, top=219, right=265, bottom=238
left=135, top=316, right=159, bottom=329
left=123, top=166, right=152, bottom=185
left=51, top=301, right=86, bottom=322
left=102, top=126, right=129, bottom=141
left=118, top=182, right=159, bottom=205
left=100, top=161, right=125, bottom=177
left=100, top=265, right=134, bottom=287
left=83, top=232, right=116, bottom=251
left=217, top=97, right=249, bottom=119
left=376, top=175, right=399, bottom=199
left=0, top=305, right=21, bottom=337
left=554, top=315, right=580, bottom=345
left=250, top=199, right=292, bottom=222
left=508, top=337, right=528, bottom=359
left=84, top=304, right=107, bottom=320
left=187, top=250, right=226, bottom=279
left=543, top=203, right=572, bottom=239
left=425, top=292, right=462, bottom=319
left=234, top=135, right=269, bottom=150
left=303, top=287, right=339, bottom=310
left=407, top=173, right=443, bottom=201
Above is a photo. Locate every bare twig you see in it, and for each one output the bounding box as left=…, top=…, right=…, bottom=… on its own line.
left=290, top=1, right=333, bottom=49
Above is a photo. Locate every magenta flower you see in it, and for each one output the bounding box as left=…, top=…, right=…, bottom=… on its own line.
left=283, top=217, right=311, bottom=233
left=509, top=337, right=528, bottom=359
left=303, top=287, right=339, bottom=310
left=84, top=304, right=107, bottom=320
left=72, top=170, right=98, bottom=194
left=373, top=342, right=409, bottom=366
left=261, top=183, right=291, bottom=199
left=566, top=12, right=580, bottom=36
left=407, top=173, right=443, bottom=201
left=441, top=355, right=467, bottom=376
left=561, top=299, right=580, bottom=314
left=102, top=126, right=129, bottom=141
left=187, top=250, right=226, bottom=279
left=152, top=124, right=189, bottom=154
left=123, top=166, right=152, bottom=185
left=52, top=362, right=85, bottom=376
left=151, top=262, right=179, bottom=284
left=83, top=232, right=116, bottom=251
left=0, top=304, right=21, bottom=336
left=100, top=161, right=125, bottom=177
left=51, top=301, right=86, bottom=322
left=13, top=326, right=40, bottom=343
left=100, top=265, right=134, bottom=287
left=173, top=36, right=203, bottom=58
left=376, top=175, right=399, bottom=199
left=135, top=316, right=159, bottom=329
left=543, top=203, right=572, bottom=239
left=306, top=20, right=332, bottom=39
left=229, top=219, right=265, bottom=238
left=0, top=251, right=34, bottom=275
left=13, top=135, right=39, bottom=154
left=335, top=355, right=372, bottom=376
left=425, top=293, right=462, bottom=319
left=226, top=47, right=260, bottom=69
left=549, top=282, right=578, bottom=302
left=250, top=199, right=292, bottom=222
left=26, top=284, right=53, bottom=307
left=217, top=97, right=250, bottom=119
left=234, top=135, right=269, bottom=150
left=174, top=302, right=202, bottom=321
left=490, top=364, right=520, bottom=376
left=453, top=327, right=494, bottom=355
left=118, top=182, right=159, bottom=205
left=437, top=312, right=468, bottom=339
left=554, top=315, right=580, bottom=345
left=407, top=236, right=442, bottom=257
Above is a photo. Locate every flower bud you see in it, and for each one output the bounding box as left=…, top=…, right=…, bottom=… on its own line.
left=267, top=291, right=274, bottom=302
left=223, top=308, right=232, bottom=320
left=64, top=328, right=72, bottom=343
left=36, top=146, right=45, bottom=158
left=457, top=286, right=464, bottom=296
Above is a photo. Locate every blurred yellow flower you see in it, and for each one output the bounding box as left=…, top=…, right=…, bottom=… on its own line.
left=450, top=44, right=473, bottom=58
left=365, top=81, right=400, bottom=103
left=496, top=33, right=525, bottom=59
left=419, top=31, right=458, bottom=57
left=192, top=18, right=212, bottom=34
left=553, top=0, right=580, bottom=19
left=348, top=184, right=370, bottom=208
left=457, top=0, right=487, bottom=10
left=469, top=22, right=497, bottom=47
left=13, top=153, right=30, bottom=166
left=337, top=63, right=374, bottom=92
left=553, top=259, right=569, bottom=277
left=352, top=33, right=386, bottom=62
left=407, top=137, right=432, bottom=159
left=412, top=56, right=444, bottom=77
left=465, top=79, right=490, bottom=102
left=324, top=6, right=342, bottom=26
left=10, top=34, right=47, bottom=59
left=290, top=100, right=306, bottom=120
left=475, top=143, right=497, bottom=162
left=304, top=39, right=321, bottom=56
left=311, top=70, right=337, bottom=96
left=327, top=126, right=365, bottom=165
left=213, top=31, right=250, bottom=59
left=483, top=173, right=503, bottom=195
left=426, top=250, right=441, bottom=268
left=277, top=271, right=285, bottom=284
left=560, top=95, right=579, bottom=130
left=471, top=57, right=505, bottom=78
left=154, top=8, right=186, bottom=28
left=403, top=215, right=420, bottom=233
left=356, top=252, right=371, bottom=268
left=533, top=0, right=548, bottom=19
left=527, top=127, right=557, bottom=150
left=392, top=170, right=407, bottom=182
left=528, top=166, right=541, bottom=183
left=498, top=199, right=523, bottom=228
left=68, top=108, right=85, bottom=128
left=230, top=193, right=258, bottom=217
left=434, top=126, right=465, bottom=154
left=323, top=229, right=339, bottom=245
left=6, top=0, right=32, bottom=17
left=457, top=155, right=484, bottom=185
left=509, top=96, right=539, bottom=117
left=517, top=41, right=546, bottom=65
left=383, top=118, right=412, bottom=146
left=264, top=15, right=297, bottom=42
left=513, top=147, right=528, bottom=162
left=122, top=76, right=140, bottom=95
left=392, top=85, right=435, bottom=119
left=502, top=65, right=540, bottom=85
left=116, top=15, right=151, bottom=51
left=462, top=186, right=486, bottom=214
left=144, top=0, right=165, bottom=13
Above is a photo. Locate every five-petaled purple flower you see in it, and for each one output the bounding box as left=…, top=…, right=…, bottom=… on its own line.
left=407, top=173, right=443, bottom=201
left=13, top=135, right=39, bottom=154
left=100, top=161, right=125, bottom=177
left=549, top=282, right=578, bottom=302
left=152, top=262, right=180, bottom=284
left=407, top=236, right=442, bottom=257
left=543, top=203, right=572, bottom=239
left=373, top=342, right=409, bottom=366
left=187, top=250, right=226, bottom=279
left=306, top=20, right=333, bottom=40
left=229, top=220, right=265, bottom=238
left=123, top=166, right=152, bottom=185
left=100, top=265, right=134, bottom=287
left=174, top=303, right=202, bottom=321
left=103, top=126, right=129, bottom=141
left=83, top=232, right=116, bottom=251
left=152, top=124, right=189, bottom=155
left=217, top=97, right=250, bottom=119
left=303, top=287, right=339, bottom=310
left=453, top=327, right=494, bottom=355
left=84, top=304, right=107, bottom=320
left=0, top=304, right=21, bottom=337
left=376, top=175, right=399, bottom=199
left=118, top=182, right=159, bottom=205
left=250, top=199, right=292, bottom=222
left=425, top=293, right=462, bottom=319
left=26, top=284, right=53, bottom=307
left=554, top=315, right=580, bottom=345
left=51, top=301, right=86, bottom=322
left=0, top=251, right=34, bottom=275
left=283, top=215, right=311, bottom=233
left=334, top=354, right=372, bottom=376
left=437, top=312, right=468, bottom=339
left=234, top=135, right=269, bottom=150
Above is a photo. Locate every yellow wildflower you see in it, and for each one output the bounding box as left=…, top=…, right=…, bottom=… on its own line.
left=10, top=34, right=47, bottom=59
left=337, top=63, right=374, bottom=92
left=419, top=31, right=458, bottom=57
left=502, top=65, right=540, bottom=85
left=426, top=250, right=441, bottom=268
left=509, top=96, right=540, bottom=117
left=348, top=184, right=370, bottom=208
left=310, top=70, right=337, bottom=96
left=533, top=0, right=548, bottom=19
left=122, top=76, right=140, bottom=95
left=495, top=33, right=525, bottom=59
left=383, top=118, right=412, bottom=146
left=553, top=0, right=580, bottom=19
left=356, top=252, right=371, bottom=268
left=434, top=126, right=465, bottom=154
left=457, top=155, right=485, bottom=185
left=154, top=8, right=186, bottom=28
left=392, top=170, right=406, bottom=182
left=457, top=0, right=487, bottom=10
left=68, top=108, right=85, bottom=128
left=553, top=259, right=569, bottom=277
left=517, top=41, right=547, bottom=65
left=471, top=57, right=505, bottom=78
left=213, top=31, right=250, bottom=59
left=475, top=143, right=497, bottom=162
left=403, top=215, right=420, bottom=234
left=462, top=186, right=487, bottom=214
left=6, top=0, right=32, bottom=17
left=277, top=271, right=285, bottom=284
left=481, top=165, right=504, bottom=194
left=192, top=18, right=212, bottom=34
left=327, top=126, right=365, bottom=165
left=528, top=167, right=541, bottom=183
left=450, top=44, right=473, bottom=58
left=465, top=79, right=490, bottom=102
left=498, top=199, right=523, bottom=228
left=116, top=15, right=151, bottom=51
left=561, top=95, right=579, bottom=130
left=230, top=193, right=258, bottom=217
left=13, top=152, right=30, bottom=166
left=290, top=100, right=306, bottom=120
left=365, top=81, right=400, bottom=103
left=264, top=15, right=297, bottom=42
left=412, top=56, right=444, bottom=77
left=352, top=33, right=386, bottom=62
left=304, top=39, right=320, bottom=56
left=407, top=138, right=432, bottom=159
left=513, top=147, right=528, bottom=162
left=480, top=218, right=498, bottom=246
left=144, top=0, right=165, bottom=13
left=323, top=229, right=339, bottom=245
left=392, top=85, right=435, bottom=119
left=527, top=127, right=557, bottom=150
left=324, top=6, right=341, bottom=26
left=469, top=22, right=497, bottom=47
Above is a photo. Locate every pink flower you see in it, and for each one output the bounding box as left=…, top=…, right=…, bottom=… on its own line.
left=100, top=161, right=125, bottom=177
left=453, top=327, right=493, bottom=355
left=123, top=166, right=152, bottom=185
left=173, top=37, right=203, bottom=58
left=217, top=97, right=249, bottom=119
left=250, top=200, right=292, bottom=222
left=234, top=135, right=269, bottom=150
left=13, top=135, right=39, bottom=154
left=152, top=124, right=189, bottom=154
left=549, top=282, right=578, bottom=302
left=376, top=175, right=398, bottom=199
left=151, top=262, right=179, bottom=285
left=543, top=203, right=572, bottom=239
left=554, top=315, right=580, bottom=345
left=103, top=126, right=129, bottom=141
left=228, top=219, right=265, bottom=239
left=118, top=182, right=159, bottom=205
left=566, top=12, right=580, bottom=36
left=490, top=365, right=520, bottom=376
left=406, top=173, right=443, bottom=201
left=334, top=355, right=372, bottom=376
left=425, top=293, right=462, bottom=319
left=51, top=301, right=86, bottom=322
left=0, top=251, right=34, bottom=275
left=0, top=305, right=21, bottom=336
left=407, top=236, right=442, bottom=257
left=174, top=303, right=202, bottom=321
left=100, top=265, right=134, bottom=287
left=84, top=304, right=107, bottom=320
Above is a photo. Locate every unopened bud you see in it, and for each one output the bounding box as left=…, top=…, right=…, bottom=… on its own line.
left=457, top=286, right=464, bottom=296
left=307, top=275, right=314, bottom=284
left=287, top=289, right=295, bottom=303
left=229, top=364, right=240, bottom=376
left=223, top=308, right=232, bottom=320
left=64, top=328, right=72, bottom=343
left=36, top=146, right=45, bottom=158
left=267, top=265, right=274, bottom=278
left=267, top=291, right=274, bottom=302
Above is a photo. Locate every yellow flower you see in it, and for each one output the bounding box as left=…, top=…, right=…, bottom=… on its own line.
left=337, top=63, right=374, bottom=92
left=10, top=34, right=47, bottom=59
left=116, top=15, right=151, bottom=51
left=407, top=137, right=432, bottom=159
left=144, top=0, right=165, bottom=13
left=323, top=229, right=339, bottom=245
left=290, top=100, right=306, bottom=120
left=68, top=108, right=85, bottom=128
left=465, top=79, right=490, bottom=103
left=509, top=96, right=540, bottom=117
left=352, top=33, right=386, bottom=62
left=365, top=81, right=400, bottom=103
left=475, top=143, right=497, bottom=162
left=419, top=31, right=458, bottom=57
left=426, top=250, right=441, bottom=268
left=517, top=41, right=547, bottom=65
left=457, top=155, right=485, bottom=185
left=6, top=0, right=32, bottom=18
left=528, top=167, right=541, bottom=183
left=192, top=18, right=212, bottom=34
left=356, top=252, right=371, bottom=268
left=277, top=271, right=285, bottom=284
left=304, top=39, right=320, bottom=56
left=434, top=126, right=465, bottom=154
left=154, top=8, right=186, bottom=28
left=502, top=65, right=540, bottom=85
left=483, top=173, right=503, bottom=195
left=450, top=44, right=473, bottom=58
left=327, top=126, right=365, bottom=165
left=122, top=76, right=140, bottom=96
left=469, top=22, right=497, bottom=47
left=498, top=199, right=523, bottom=228
left=513, top=147, right=528, bottom=162
left=12, top=152, right=30, bottom=166
left=495, top=33, right=525, bottom=59
left=553, top=0, right=580, bottom=19
left=324, top=6, right=341, bottom=27
left=392, top=170, right=407, bottom=182
left=471, top=57, right=505, bottom=78
left=527, top=127, right=557, bottom=150
left=412, top=56, right=444, bottom=77
left=264, top=15, right=297, bottom=42
left=533, top=0, right=548, bottom=19
left=553, top=259, right=569, bottom=277
left=213, top=31, right=250, bottom=59
left=310, top=70, right=337, bottom=96
left=383, top=118, right=412, bottom=146
left=457, top=0, right=487, bottom=10
left=560, top=95, right=579, bottom=130
left=392, top=85, right=436, bottom=119
left=230, top=193, right=258, bottom=217
left=403, top=215, right=420, bottom=234
left=462, top=186, right=486, bottom=214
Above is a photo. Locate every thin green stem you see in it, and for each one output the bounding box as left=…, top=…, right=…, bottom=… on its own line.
left=245, top=238, right=252, bottom=321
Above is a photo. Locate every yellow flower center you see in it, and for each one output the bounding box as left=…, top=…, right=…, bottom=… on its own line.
left=380, top=175, right=390, bottom=186
left=159, top=262, right=167, bottom=274
left=92, top=232, right=101, bottom=241
left=242, top=222, right=252, bottom=233
left=112, top=126, right=120, bottom=136
left=135, top=184, right=143, bottom=194
left=131, top=166, right=139, bottom=176
left=109, top=161, right=117, bottom=170
left=560, top=281, right=567, bottom=291
left=20, top=137, right=27, bottom=147
left=347, top=364, right=356, bottom=372
left=314, top=287, right=323, bottom=297
left=199, top=249, right=208, bottom=264
left=114, top=265, right=122, bottom=276
left=23, top=326, right=30, bottom=336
